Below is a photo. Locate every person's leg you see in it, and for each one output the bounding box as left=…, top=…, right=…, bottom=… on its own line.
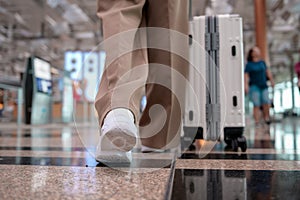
left=95, top=0, right=148, bottom=126
left=261, top=88, right=271, bottom=123
left=249, top=86, right=262, bottom=124
left=262, top=104, right=270, bottom=121
left=253, top=106, right=261, bottom=124
left=139, top=0, right=189, bottom=149
left=298, top=77, right=300, bottom=93
left=95, top=0, right=148, bottom=161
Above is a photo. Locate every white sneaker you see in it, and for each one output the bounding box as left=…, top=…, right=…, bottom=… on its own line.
left=95, top=108, right=138, bottom=163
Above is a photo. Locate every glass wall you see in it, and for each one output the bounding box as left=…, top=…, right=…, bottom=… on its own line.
left=273, top=77, right=300, bottom=114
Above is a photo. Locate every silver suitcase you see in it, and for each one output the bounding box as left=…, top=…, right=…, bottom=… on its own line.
left=182, top=15, right=247, bottom=152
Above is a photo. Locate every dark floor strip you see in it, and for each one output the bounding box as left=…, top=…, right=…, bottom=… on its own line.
left=213, top=140, right=277, bottom=150
left=96, top=159, right=172, bottom=168
left=0, top=127, right=74, bottom=131
left=180, top=153, right=300, bottom=161
left=0, top=132, right=66, bottom=138
left=0, top=146, right=87, bottom=152
left=184, top=140, right=278, bottom=151
left=0, top=156, right=89, bottom=166
left=0, top=156, right=172, bottom=168
left=1, top=146, right=300, bottom=161
left=171, top=169, right=300, bottom=200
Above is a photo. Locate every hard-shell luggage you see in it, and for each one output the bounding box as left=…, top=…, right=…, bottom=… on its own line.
left=182, top=15, right=247, bottom=152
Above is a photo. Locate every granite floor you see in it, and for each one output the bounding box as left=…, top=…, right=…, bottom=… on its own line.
left=0, top=117, right=300, bottom=199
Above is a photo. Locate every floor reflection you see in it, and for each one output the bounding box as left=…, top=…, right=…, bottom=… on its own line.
left=253, top=125, right=274, bottom=149
left=172, top=169, right=300, bottom=200
left=172, top=169, right=246, bottom=200
left=0, top=117, right=300, bottom=199
left=247, top=118, right=300, bottom=151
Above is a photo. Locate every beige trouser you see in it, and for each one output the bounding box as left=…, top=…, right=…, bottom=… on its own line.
left=95, top=0, right=189, bottom=149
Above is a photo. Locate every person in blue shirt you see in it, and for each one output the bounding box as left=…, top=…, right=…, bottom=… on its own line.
left=244, top=47, right=275, bottom=125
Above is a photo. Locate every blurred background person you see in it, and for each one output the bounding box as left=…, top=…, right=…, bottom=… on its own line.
left=244, top=46, right=275, bottom=126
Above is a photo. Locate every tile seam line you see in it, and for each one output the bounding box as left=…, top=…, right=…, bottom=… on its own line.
left=164, top=154, right=177, bottom=200
left=175, top=167, right=300, bottom=171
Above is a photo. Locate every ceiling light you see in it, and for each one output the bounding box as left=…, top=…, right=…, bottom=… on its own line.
left=74, top=32, right=94, bottom=39
left=47, top=0, right=59, bottom=8
left=45, top=15, right=56, bottom=27
left=14, top=13, right=26, bottom=25
left=63, top=4, right=89, bottom=24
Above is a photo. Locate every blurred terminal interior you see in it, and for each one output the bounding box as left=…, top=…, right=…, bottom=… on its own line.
left=0, top=0, right=299, bottom=124
left=0, top=1, right=300, bottom=200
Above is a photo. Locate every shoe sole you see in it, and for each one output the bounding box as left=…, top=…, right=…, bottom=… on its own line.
left=96, top=151, right=132, bottom=163
left=96, top=129, right=137, bottom=163
left=105, top=130, right=136, bottom=152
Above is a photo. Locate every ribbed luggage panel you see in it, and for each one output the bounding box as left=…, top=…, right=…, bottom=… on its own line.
left=183, top=14, right=245, bottom=147
left=218, top=15, right=245, bottom=136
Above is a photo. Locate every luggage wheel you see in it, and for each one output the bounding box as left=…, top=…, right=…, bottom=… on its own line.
left=225, top=136, right=247, bottom=152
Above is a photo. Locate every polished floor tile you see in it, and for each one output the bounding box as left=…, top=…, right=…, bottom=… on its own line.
left=175, top=159, right=300, bottom=171
left=0, top=117, right=299, bottom=199
left=0, top=165, right=171, bottom=200
left=171, top=169, right=300, bottom=200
